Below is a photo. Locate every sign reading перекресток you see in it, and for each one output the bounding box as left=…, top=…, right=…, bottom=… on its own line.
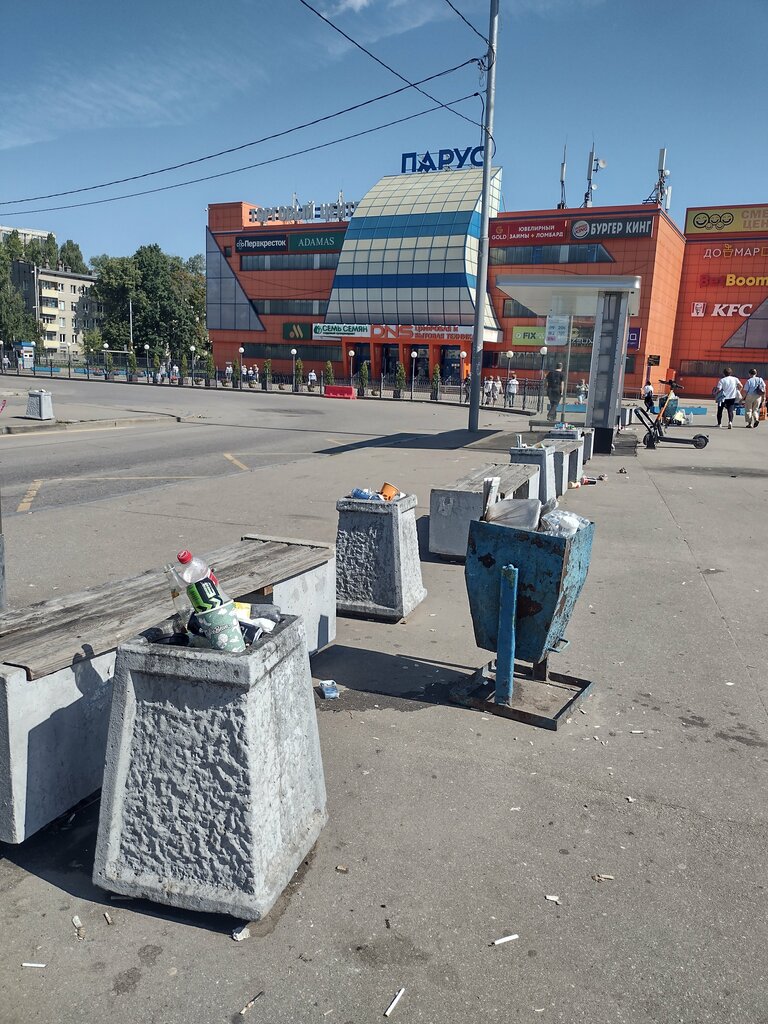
left=235, top=234, right=287, bottom=252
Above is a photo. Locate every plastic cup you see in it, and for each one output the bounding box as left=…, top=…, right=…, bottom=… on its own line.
left=194, top=601, right=246, bottom=653
left=379, top=482, right=399, bottom=501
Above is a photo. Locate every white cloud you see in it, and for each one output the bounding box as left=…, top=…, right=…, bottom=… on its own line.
left=0, top=39, right=263, bottom=152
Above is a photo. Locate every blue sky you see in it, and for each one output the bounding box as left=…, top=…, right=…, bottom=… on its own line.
left=0, top=0, right=765, bottom=263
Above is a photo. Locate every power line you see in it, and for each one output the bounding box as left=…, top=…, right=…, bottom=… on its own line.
left=1, top=93, right=479, bottom=218
left=0, top=60, right=476, bottom=206
left=442, top=0, right=489, bottom=45
left=296, top=0, right=482, bottom=131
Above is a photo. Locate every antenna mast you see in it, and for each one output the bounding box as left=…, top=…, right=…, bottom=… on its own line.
left=582, top=145, right=607, bottom=207
left=557, top=144, right=567, bottom=209
left=643, top=148, right=672, bottom=209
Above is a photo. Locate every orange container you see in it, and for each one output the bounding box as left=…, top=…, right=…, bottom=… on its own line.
left=379, top=482, right=399, bottom=501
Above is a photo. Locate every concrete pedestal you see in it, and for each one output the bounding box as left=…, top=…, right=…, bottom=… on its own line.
left=93, top=616, right=327, bottom=920
left=509, top=446, right=556, bottom=506
left=429, top=464, right=539, bottom=559
left=581, top=428, right=595, bottom=462
left=336, top=493, right=426, bottom=621
left=542, top=439, right=585, bottom=495
left=0, top=652, right=115, bottom=844
left=25, top=390, right=54, bottom=420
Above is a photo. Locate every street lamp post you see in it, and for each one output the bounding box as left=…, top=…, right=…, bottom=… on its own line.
left=291, top=347, right=297, bottom=391
left=504, top=350, right=514, bottom=407
left=144, top=343, right=150, bottom=381
left=410, top=349, right=417, bottom=400
left=460, top=349, right=467, bottom=402
left=190, top=345, right=196, bottom=384
left=348, top=349, right=355, bottom=387
left=238, top=346, right=244, bottom=390
left=102, top=342, right=109, bottom=375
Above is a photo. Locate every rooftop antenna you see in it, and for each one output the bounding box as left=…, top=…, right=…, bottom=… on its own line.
left=582, top=145, right=607, bottom=207
left=556, top=143, right=567, bottom=209
left=643, top=147, right=672, bottom=209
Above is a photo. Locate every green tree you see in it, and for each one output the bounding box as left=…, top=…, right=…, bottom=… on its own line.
left=58, top=240, right=88, bottom=274
left=127, top=350, right=138, bottom=376
left=25, top=237, right=44, bottom=266
left=263, top=358, right=272, bottom=382
left=91, top=254, right=140, bottom=350
left=360, top=361, right=369, bottom=391
left=82, top=327, right=103, bottom=359
left=0, top=239, right=40, bottom=350
left=431, top=363, right=441, bottom=394
left=184, top=254, right=205, bottom=276
left=181, top=353, right=188, bottom=379
left=4, top=230, right=24, bottom=262
left=43, top=233, right=58, bottom=268
left=232, top=357, right=240, bottom=385
left=205, top=352, right=214, bottom=380
left=105, top=351, right=114, bottom=375
left=324, top=359, right=334, bottom=386
left=153, top=352, right=161, bottom=373
left=395, top=362, right=407, bottom=392
left=295, top=356, right=304, bottom=388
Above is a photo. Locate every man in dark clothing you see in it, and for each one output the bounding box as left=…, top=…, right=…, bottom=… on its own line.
left=545, top=363, right=564, bottom=421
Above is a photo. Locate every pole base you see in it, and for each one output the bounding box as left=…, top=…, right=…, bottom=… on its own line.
left=592, top=427, right=615, bottom=455
left=450, top=662, right=594, bottom=730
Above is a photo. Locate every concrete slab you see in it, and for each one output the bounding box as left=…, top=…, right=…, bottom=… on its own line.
left=509, top=444, right=557, bottom=504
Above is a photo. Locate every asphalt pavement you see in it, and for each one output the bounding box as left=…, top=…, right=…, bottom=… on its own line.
left=0, top=383, right=766, bottom=1024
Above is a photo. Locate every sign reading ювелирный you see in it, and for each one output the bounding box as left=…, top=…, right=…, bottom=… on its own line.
left=570, top=217, right=653, bottom=240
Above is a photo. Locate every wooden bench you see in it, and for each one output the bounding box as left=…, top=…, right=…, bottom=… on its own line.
left=0, top=535, right=335, bottom=844
left=429, top=463, right=540, bottom=559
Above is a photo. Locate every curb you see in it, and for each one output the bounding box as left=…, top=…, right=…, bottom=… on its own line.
left=1, top=415, right=176, bottom=435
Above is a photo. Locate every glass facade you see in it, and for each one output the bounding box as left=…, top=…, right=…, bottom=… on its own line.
left=325, top=169, right=501, bottom=328
left=206, top=228, right=265, bottom=333
left=489, top=243, right=614, bottom=266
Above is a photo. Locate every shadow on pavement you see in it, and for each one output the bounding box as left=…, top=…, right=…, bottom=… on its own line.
left=315, top=428, right=498, bottom=456
left=311, top=644, right=477, bottom=712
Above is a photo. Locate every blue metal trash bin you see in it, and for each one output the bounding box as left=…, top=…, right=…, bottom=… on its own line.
left=457, top=517, right=595, bottom=729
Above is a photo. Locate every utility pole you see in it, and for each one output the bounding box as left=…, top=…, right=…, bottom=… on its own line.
left=468, top=0, right=500, bottom=432
left=129, top=296, right=134, bottom=350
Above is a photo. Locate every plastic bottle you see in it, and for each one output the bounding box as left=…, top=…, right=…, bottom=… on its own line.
left=164, top=563, right=194, bottom=632
left=350, top=488, right=384, bottom=501
left=177, top=550, right=229, bottom=612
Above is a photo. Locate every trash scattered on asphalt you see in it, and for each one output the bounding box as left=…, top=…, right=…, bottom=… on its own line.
left=492, top=933, right=519, bottom=946
left=384, top=987, right=405, bottom=1017
left=579, top=708, right=587, bottom=714
left=385, top=919, right=391, bottom=930
left=545, top=895, right=561, bottom=905
left=239, top=991, right=264, bottom=1016
left=591, top=874, right=615, bottom=882
left=103, top=912, right=114, bottom=926
left=72, top=915, right=85, bottom=939
left=631, top=730, right=644, bottom=734
left=319, top=681, right=339, bottom=699
left=232, top=925, right=251, bottom=941
left=626, top=796, right=636, bottom=803
left=22, top=963, right=46, bottom=969
left=335, top=864, right=349, bottom=874
left=618, top=467, right=628, bottom=474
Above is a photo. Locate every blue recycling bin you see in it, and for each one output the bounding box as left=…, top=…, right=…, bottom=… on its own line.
left=461, top=517, right=595, bottom=727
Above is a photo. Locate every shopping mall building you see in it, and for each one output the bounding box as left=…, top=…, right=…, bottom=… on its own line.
left=206, top=165, right=768, bottom=397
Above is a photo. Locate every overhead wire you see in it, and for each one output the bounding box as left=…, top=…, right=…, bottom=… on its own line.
left=0, top=59, right=478, bottom=206
left=1, top=93, right=479, bottom=218
left=296, top=0, right=482, bottom=131
left=441, top=0, right=489, bottom=45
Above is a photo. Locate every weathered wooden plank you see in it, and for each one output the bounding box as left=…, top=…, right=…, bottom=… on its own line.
left=454, top=463, right=538, bottom=491
left=0, top=539, right=332, bottom=679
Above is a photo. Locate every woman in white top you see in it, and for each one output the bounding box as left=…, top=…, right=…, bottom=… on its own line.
left=714, top=366, right=742, bottom=429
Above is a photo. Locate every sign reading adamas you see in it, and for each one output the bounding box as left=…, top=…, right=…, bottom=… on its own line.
left=289, top=232, right=345, bottom=252
left=570, top=217, right=653, bottom=240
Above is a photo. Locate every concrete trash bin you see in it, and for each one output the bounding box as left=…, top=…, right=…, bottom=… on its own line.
left=335, top=492, right=426, bottom=621
left=92, top=615, right=327, bottom=919
left=25, top=390, right=54, bottom=420
left=509, top=445, right=556, bottom=505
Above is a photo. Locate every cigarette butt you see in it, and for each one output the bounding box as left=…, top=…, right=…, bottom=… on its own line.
left=384, top=987, right=405, bottom=1017
left=492, top=933, right=519, bottom=945
left=71, top=916, right=82, bottom=930
left=103, top=912, right=114, bottom=925
left=22, top=963, right=46, bottom=969
left=631, top=730, right=644, bottom=734
left=239, top=991, right=264, bottom=1016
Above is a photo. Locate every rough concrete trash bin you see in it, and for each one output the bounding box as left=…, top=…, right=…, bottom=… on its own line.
left=335, top=493, right=426, bottom=621
left=92, top=615, right=327, bottom=919
left=25, top=390, right=54, bottom=420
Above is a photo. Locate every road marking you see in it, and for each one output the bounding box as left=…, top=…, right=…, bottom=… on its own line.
left=17, top=479, right=43, bottom=513
left=223, top=452, right=250, bottom=472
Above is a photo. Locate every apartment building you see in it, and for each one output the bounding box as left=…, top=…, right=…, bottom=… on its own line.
left=11, top=261, right=103, bottom=358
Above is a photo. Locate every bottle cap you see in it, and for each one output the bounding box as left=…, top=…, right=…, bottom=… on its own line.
left=177, top=550, right=192, bottom=564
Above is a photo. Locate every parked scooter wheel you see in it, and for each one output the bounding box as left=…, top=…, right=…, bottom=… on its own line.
left=643, top=431, right=656, bottom=449
left=693, top=434, right=709, bottom=449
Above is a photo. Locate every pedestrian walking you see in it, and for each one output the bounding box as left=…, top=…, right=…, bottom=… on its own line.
left=577, top=378, right=588, bottom=404
left=1, top=354, right=9, bottom=371
left=307, top=368, right=317, bottom=388
left=506, top=373, right=519, bottom=408
left=545, top=362, right=565, bottom=422
left=171, top=363, right=179, bottom=381
left=642, top=379, right=655, bottom=412
left=483, top=378, right=492, bottom=406
left=464, top=373, right=471, bottom=404
left=743, top=367, right=766, bottom=428
left=714, top=367, right=742, bottom=429
left=490, top=377, right=500, bottom=406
